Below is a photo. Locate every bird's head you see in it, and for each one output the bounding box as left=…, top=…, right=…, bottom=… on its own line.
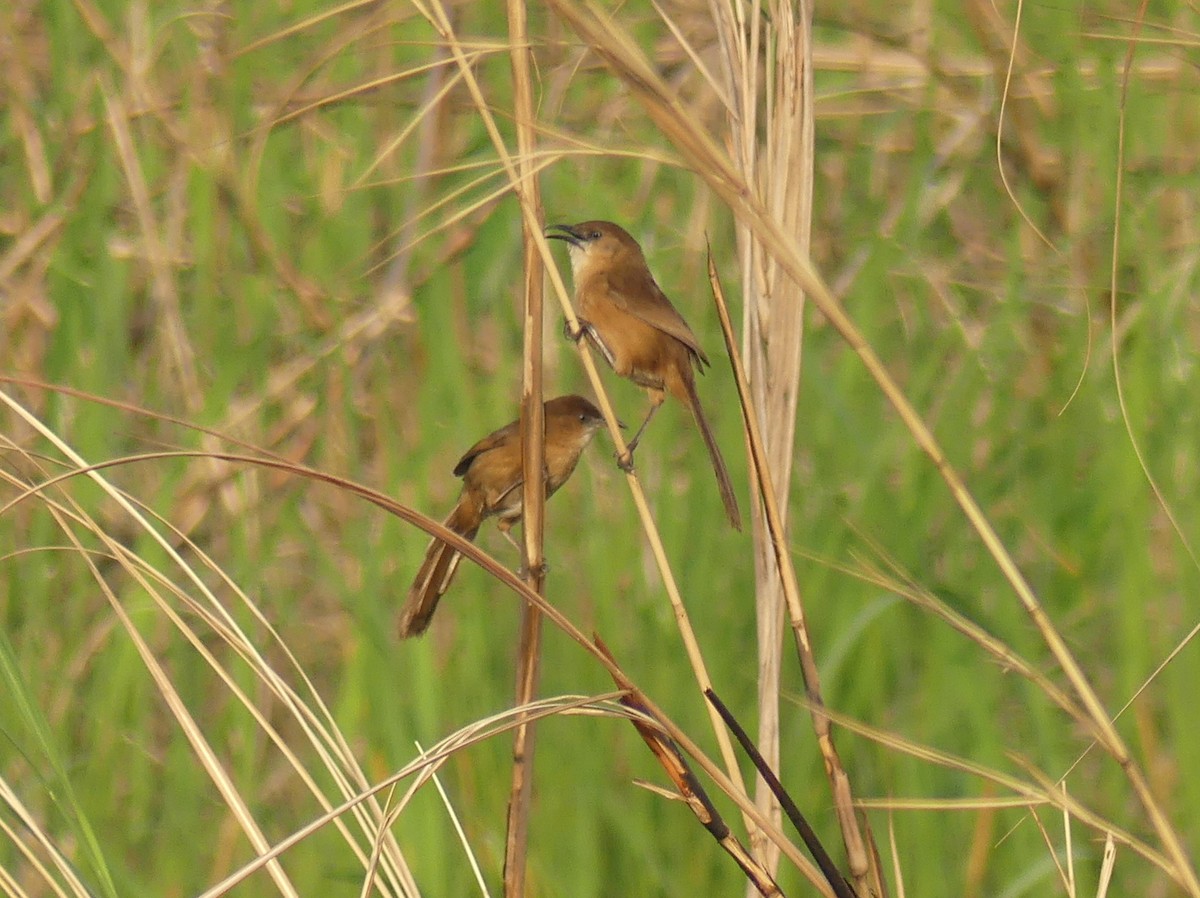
left=546, top=393, right=604, bottom=437
left=545, top=220, right=644, bottom=278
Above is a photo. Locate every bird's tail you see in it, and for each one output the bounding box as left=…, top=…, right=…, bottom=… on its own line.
left=682, top=376, right=742, bottom=531
left=398, top=497, right=482, bottom=638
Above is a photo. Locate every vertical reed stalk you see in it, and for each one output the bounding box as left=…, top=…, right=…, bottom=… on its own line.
left=705, top=0, right=816, bottom=880
left=506, top=0, right=547, bottom=893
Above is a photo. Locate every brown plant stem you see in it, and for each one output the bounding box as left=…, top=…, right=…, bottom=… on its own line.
left=598, top=639, right=784, bottom=898
left=706, top=250, right=880, bottom=896
left=706, top=688, right=858, bottom=898
left=505, top=0, right=546, bottom=893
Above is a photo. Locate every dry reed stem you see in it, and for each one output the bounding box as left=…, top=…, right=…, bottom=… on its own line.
left=706, top=688, right=859, bottom=898
left=0, top=774, right=95, bottom=897
left=599, top=643, right=784, bottom=897
left=195, top=693, right=628, bottom=896
left=885, top=813, right=906, bottom=898
left=1097, top=833, right=1117, bottom=897
left=542, top=3, right=1199, bottom=892
left=411, top=0, right=754, bottom=822
left=1061, top=786, right=1076, bottom=897
left=2, top=396, right=303, bottom=898
left=690, top=0, right=815, bottom=880
left=2, top=399, right=418, bottom=895
left=1101, top=6, right=1200, bottom=893
left=815, top=705, right=1170, bottom=875
left=707, top=253, right=877, bottom=896
left=807, top=39, right=1187, bottom=83
left=506, top=0, right=547, bottom=891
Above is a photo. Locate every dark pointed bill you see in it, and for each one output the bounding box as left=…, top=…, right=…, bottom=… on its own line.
left=544, top=223, right=581, bottom=245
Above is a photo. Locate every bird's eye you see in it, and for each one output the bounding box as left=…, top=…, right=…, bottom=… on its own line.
left=589, top=230, right=601, bottom=240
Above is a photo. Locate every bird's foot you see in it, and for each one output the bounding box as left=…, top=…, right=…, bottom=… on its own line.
left=615, top=449, right=636, bottom=473
left=517, top=560, right=551, bottom=580
left=563, top=317, right=587, bottom=343
left=563, top=318, right=620, bottom=370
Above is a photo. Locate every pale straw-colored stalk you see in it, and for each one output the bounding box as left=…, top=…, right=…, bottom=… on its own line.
left=695, top=0, right=816, bottom=882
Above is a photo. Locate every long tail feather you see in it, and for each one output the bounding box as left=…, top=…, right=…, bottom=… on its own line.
left=683, top=378, right=742, bottom=530
left=398, top=499, right=481, bottom=637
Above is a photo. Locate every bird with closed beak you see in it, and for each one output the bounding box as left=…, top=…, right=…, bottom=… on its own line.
left=399, top=394, right=606, bottom=638
left=545, top=220, right=741, bottom=530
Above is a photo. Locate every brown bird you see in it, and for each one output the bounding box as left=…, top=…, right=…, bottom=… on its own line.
left=398, top=394, right=606, bottom=638
left=546, top=220, right=741, bottom=530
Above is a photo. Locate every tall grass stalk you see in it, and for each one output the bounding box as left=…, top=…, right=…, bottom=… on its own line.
left=504, top=0, right=549, bottom=889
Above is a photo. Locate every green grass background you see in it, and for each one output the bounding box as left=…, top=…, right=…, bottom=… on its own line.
left=2, top=0, right=1199, bottom=895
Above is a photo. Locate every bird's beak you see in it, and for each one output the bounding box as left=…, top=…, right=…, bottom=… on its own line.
left=545, top=223, right=581, bottom=246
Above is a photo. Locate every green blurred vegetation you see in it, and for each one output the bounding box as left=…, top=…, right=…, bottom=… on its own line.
left=2, top=0, right=1198, bottom=896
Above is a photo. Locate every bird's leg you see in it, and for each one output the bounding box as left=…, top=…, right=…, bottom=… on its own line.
left=499, top=524, right=522, bottom=555
left=564, top=317, right=618, bottom=370
left=499, top=523, right=531, bottom=578
left=498, top=521, right=549, bottom=579
left=617, top=395, right=664, bottom=472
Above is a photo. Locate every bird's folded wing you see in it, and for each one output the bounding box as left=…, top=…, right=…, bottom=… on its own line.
left=604, top=268, right=710, bottom=366
left=453, top=420, right=520, bottom=476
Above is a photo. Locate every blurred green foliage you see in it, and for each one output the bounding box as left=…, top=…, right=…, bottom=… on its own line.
left=2, top=0, right=1199, bottom=896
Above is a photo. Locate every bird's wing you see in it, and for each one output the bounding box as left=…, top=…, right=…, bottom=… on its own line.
left=603, top=267, right=710, bottom=367
left=453, top=419, right=519, bottom=477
